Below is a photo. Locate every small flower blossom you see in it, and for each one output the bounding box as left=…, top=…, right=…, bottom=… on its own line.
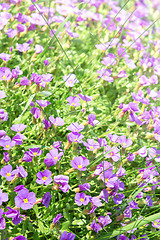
left=0, top=164, right=17, bottom=181
left=67, top=122, right=84, bottom=132
left=67, top=96, right=81, bottom=107
left=42, top=192, right=51, bottom=208
left=104, top=145, right=121, bottom=162
left=5, top=207, right=23, bottom=225
left=0, top=209, right=6, bottom=230
left=36, top=170, right=52, bottom=185
left=49, top=116, right=65, bottom=126
left=63, top=73, right=79, bottom=87
left=75, top=192, right=90, bottom=206
left=60, top=231, right=75, bottom=240
left=90, top=219, right=102, bottom=233
left=117, top=135, right=132, bottom=148
left=15, top=189, right=36, bottom=210
left=152, top=219, right=160, bottom=229
left=28, top=148, right=43, bottom=157
left=16, top=43, right=30, bottom=53
left=36, top=100, right=51, bottom=108
left=83, top=139, right=100, bottom=151
left=0, top=189, right=8, bottom=205
left=44, top=148, right=62, bottom=167
left=53, top=213, right=63, bottom=225
left=54, top=175, right=70, bottom=193
left=71, top=156, right=89, bottom=171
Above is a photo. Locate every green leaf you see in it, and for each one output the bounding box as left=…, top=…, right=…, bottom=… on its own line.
left=37, top=91, right=53, bottom=97
left=61, top=221, right=70, bottom=231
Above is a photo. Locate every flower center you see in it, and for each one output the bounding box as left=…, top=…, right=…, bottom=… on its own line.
left=6, top=145, right=10, bottom=148
left=78, top=165, right=82, bottom=169
left=154, top=222, right=158, bottom=226
left=80, top=198, right=84, bottom=202
left=7, top=172, right=11, bottom=177
left=122, top=143, right=126, bottom=146
left=110, top=152, right=114, bottom=156
left=42, top=176, right=47, bottom=181
left=23, top=198, right=28, bottom=203
left=54, top=156, right=58, bottom=160
left=105, top=178, right=109, bottom=182
left=33, top=152, right=37, bottom=156
left=71, top=103, right=75, bottom=106
left=89, top=146, right=93, bottom=149
left=2, top=75, right=6, bottom=80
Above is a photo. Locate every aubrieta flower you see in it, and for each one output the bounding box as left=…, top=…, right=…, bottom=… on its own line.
left=35, top=44, right=44, bottom=54
left=42, top=192, right=51, bottom=208
left=13, top=236, right=27, bottom=240
left=152, top=219, right=160, bottom=229
left=31, top=107, right=41, bottom=119
left=88, top=114, right=98, bottom=126
left=7, top=28, right=17, bottom=38
left=67, top=132, right=84, bottom=143
left=36, top=170, right=52, bottom=185
left=44, top=148, right=62, bottom=167
left=0, top=164, right=18, bottom=181
left=98, top=215, right=112, bottom=227
left=36, top=100, right=51, bottom=108
left=104, top=145, right=121, bottom=162
left=43, top=119, right=51, bottom=130
left=78, top=94, right=93, bottom=102
left=5, top=207, right=23, bottom=225
left=0, top=130, right=6, bottom=138
left=3, top=152, right=9, bottom=163
left=90, top=219, right=102, bottom=233
left=79, top=183, right=91, bottom=192
left=124, top=206, right=132, bottom=218
left=63, top=73, right=79, bottom=87
left=108, top=133, right=119, bottom=143
left=0, top=209, right=5, bottom=230
left=60, top=231, right=75, bottom=240
left=91, top=197, right=102, bottom=207
left=15, top=189, right=36, bottom=210
left=67, top=96, right=81, bottom=107
left=0, top=189, right=8, bottom=205
left=0, top=53, right=11, bottom=62
left=67, top=122, right=84, bottom=132
left=20, top=77, right=30, bottom=86
left=49, top=116, right=65, bottom=126
left=100, top=169, right=118, bottom=188
left=113, top=193, right=125, bottom=204
left=0, top=90, right=6, bottom=99
left=44, top=59, right=49, bottom=65
left=28, top=148, right=43, bottom=157
left=17, top=24, right=27, bottom=32
left=0, top=109, right=8, bottom=121
left=71, top=156, right=89, bottom=171
left=83, top=139, right=100, bottom=151
left=54, top=175, right=70, bottom=193
left=0, top=136, right=15, bottom=150
left=117, top=135, right=132, bottom=148
left=75, top=192, right=90, bottom=206
left=99, top=189, right=109, bottom=203
left=12, top=133, right=25, bottom=145
left=16, top=165, right=28, bottom=178
left=94, top=161, right=113, bottom=176
left=53, top=213, right=63, bottom=225
left=145, top=195, right=153, bottom=207
left=16, top=43, right=30, bottom=53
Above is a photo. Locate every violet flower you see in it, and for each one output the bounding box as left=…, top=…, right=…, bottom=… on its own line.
left=15, top=189, right=36, bottom=210
left=104, top=145, right=121, bottom=162
left=5, top=207, right=23, bottom=225
left=117, top=135, right=132, bottom=148
left=0, top=209, right=5, bottom=230
left=63, top=73, right=79, bottom=87
left=71, top=156, right=89, bottom=171
left=42, top=192, right=51, bottom=208
left=75, top=192, right=90, bottom=206
left=79, top=183, right=91, bottom=192
left=54, top=175, right=70, bottom=193
left=0, top=109, right=8, bottom=121
left=16, top=43, right=30, bottom=53
left=60, top=231, right=75, bottom=240
left=36, top=100, right=51, bottom=108
left=35, top=44, right=44, bottom=54
left=49, top=116, right=65, bottom=126
left=53, top=213, right=63, bottom=225
left=44, top=148, right=62, bottom=167
left=67, top=96, right=81, bottom=107
left=67, top=132, right=84, bottom=143
left=83, top=139, right=100, bottom=151
left=0, top=189, right=8, bottom=205
left=36, top=170, right=52, bottom=185
left=0, top=164, right=17, bottom=181
left=90, top=220, right=102, bottom=233
left=152, top=219, right=160, bottom=228
left=98, top=215, right=112, bottom=227
left=13, top=236, right=27, bottom=240
left=28, top=148, right=43, bottom=157
left=67, top=122, right=84, bottom=132
left=0, top=53, right=11, bottom=62
left=0, top=91, right=6, bottom=99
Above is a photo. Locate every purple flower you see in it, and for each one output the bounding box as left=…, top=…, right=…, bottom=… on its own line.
left=0, top=68, right=12, bottom=81
left=100, top=170, right=118, bottom=188
left=108, top=133, right=119, bottom=143
left=0, top=209, right=5, bottom=229
left=54, top=175, right=70, bottom=193
left=15, top=189, right=36, bottom=210
left=0, top=53, right=11, bottom=62
left=67, top=132, right=84, bottom=143
left=104, top=145, right=121, bottom=162
left=117, top=135, right=132, bottom=148
left=145, top=195, right=153, bottom=207
left=3, top=152, right=9, bottom=163
left=99, top=189, right=109, bottom=203
left=71, top=156, right=89, bottom=171
left=16, top=43, right=30, bottom=53
left=22, top=151, right=33, bottom=162
left=12, top=133, right=25, bottom=145
left=0, top=91, right=6, bottom=99
left=124, top=206, right=132, bottom=218
left=16, top=165, right=28, bottom=178
left=113, top=193, right=125, bottom=204
left=7, top=28, right=17, bottom=38
left=0, top=130, right=6, bottom=138
left=5, top=207, right=23, bottom=225
left=17, top=24, right=27, bottom=32
left=29, top=148, right=43, bottom=157
left=75, top=192, right=90, bottom=206
left=83, top=139, right=100, bottom=151
left=117, top=235, right=128, bottom=240
left=36, top=100, right=51, bottom=108
left=136, top=146, right=147, bottom=157
left=67, top=96, right=81, bottom=107
left=0, top=189, right=8, bottom=205
left=31, top=13, right=46, bottom=26
left=79, top=183, right=91, bottom=192
left=0, top=136, right=15, bottom=150
left=53, top=213, right=63, bottom=225
left=116, top=166, right=126, bottom=177
left=91, top=197, right=102, bottom=207
left=42, top=192, right=51, bottom=208
left=98, top=215, right=112, bottom=227
left=78, top=94, right=93, bottom=102
left=44, top=148, right=62, bottom=167
left=97, top=137, right=107, bottom=147
left=88, top=114, right=97, bottom=126
left=36, top=170, right=52, bottom=185
left=63, top=74, right=79, bottom=87
left=152, top=219, right=160, bottom=228
left=127, top=153, right=135, bottom=161
left=60, top=231, right=75, bottom=240
left=94, top=161, right=113, bottom=175
left=67, top=122, right=84, bottom=132
left=44, top=59, right=49, bottom=65
left=49, top=116, right=65, bottom=126
left=31, top=107, right=41, bottom=119
left=20, top=77, right=30, bottom=86
left=90, top=220, right=102, bottom=233
left=35, top=44, right=44, bottom=54
left=0, top=164, right=17, bottom=181
left=14, top=185, right=26, bottom=192
left=43, top=119, right=51, bottom=130
left=13, top=236, right=27, bottom=240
